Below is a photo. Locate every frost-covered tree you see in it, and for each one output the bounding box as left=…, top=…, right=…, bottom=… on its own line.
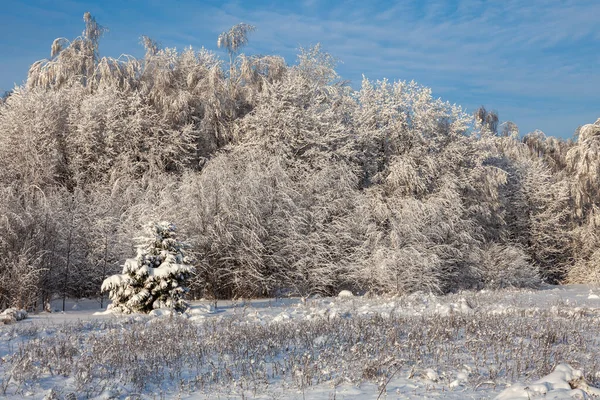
left=567, top=206, right=600, bottom=284
left=218, top=23, right=255, bottom=75
left=470, top=130, right=571, bottom=285
left=561, top=120, right=600, bottom=283
left=474, top=105, right=499, bottom=135
left=0, top=184, right=58, bottom=311
left=101, top=222, right=194, bottom=313
left=4, top=9, right=600, bottom=301
left=0, top=245, right=45, bottom=311
left=56, top=189, right=88, bottom=310
left=27, top=12, right=107, bottom=90
left=520, top=160, right=572, bottom=282
left=350, top=77, right=487, bottom=293
left=523, top=130, right=571, bottom=173
left=500, top=121, right=519, bottom=138
left=566, top=120, right=600, bottom=218
left=477, top=243, right=540, bottom=289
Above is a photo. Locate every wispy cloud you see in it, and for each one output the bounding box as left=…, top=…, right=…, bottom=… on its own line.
left=186, top=0, right=597, bottom=137
left=1, top=0, right=597, bottom=137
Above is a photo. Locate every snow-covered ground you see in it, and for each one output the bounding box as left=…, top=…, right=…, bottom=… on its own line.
left=2, top=285, right=600, bottom=399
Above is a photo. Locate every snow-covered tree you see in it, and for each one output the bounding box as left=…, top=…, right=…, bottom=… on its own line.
left=477, top=243, right=540, bottom=289
left=218, top=23, right=255, bottom=76
left=474, top=105, right=499, bottom=135
left=567, top=206, right=600, bottom=284
left=566, top=119, right=600, bottom=218
left=101, top=222, right=194, bottom=313
left=4, top=9, right=600, bottom=301
left=27, top=12, right=107, bottom=90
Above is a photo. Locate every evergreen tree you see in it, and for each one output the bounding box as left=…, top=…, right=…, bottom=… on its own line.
left=101, top=222, right=194, bottom=313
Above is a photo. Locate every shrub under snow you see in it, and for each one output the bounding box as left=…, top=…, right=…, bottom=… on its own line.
left=101, top=221, right=195, bottom=313
left=0, top=308, right=28, bottom=324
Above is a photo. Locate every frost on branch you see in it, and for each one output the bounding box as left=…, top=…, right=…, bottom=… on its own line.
left=101, top=221, right=194, bottom=313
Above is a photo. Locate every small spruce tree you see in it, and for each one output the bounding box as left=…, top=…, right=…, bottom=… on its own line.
left=101, top=221, right=194, bottom=313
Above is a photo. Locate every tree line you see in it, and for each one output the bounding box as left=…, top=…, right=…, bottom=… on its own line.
left=0, top=13, right=598, bottom=310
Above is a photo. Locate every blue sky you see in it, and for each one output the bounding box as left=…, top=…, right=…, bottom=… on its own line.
left=1, top=0, right=598, bottom=139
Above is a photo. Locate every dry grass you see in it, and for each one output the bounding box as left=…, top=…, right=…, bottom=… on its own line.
left=1, top=290, right=600, bottom=398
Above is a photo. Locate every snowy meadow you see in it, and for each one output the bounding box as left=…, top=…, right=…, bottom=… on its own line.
left=2, top=286, right=600, bottom=399
left=2, top=11, right=600, bottom=400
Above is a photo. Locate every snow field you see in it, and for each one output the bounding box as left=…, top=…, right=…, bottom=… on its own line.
left=1, top=285, right=600, bottom=399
